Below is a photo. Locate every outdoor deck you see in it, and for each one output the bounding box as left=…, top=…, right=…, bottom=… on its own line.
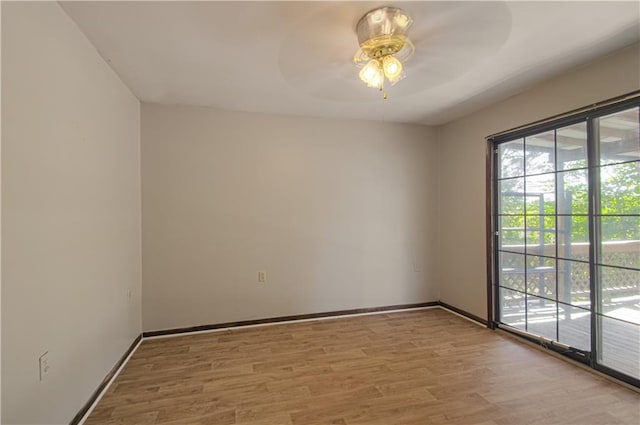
left=501, top=299, right=640, bottom=380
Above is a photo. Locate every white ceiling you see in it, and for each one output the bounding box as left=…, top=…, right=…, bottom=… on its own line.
left=60, top=1, right=640, bottom=126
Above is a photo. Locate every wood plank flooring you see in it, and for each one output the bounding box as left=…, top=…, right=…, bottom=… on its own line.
left=85, top=308, right=640, bottom=425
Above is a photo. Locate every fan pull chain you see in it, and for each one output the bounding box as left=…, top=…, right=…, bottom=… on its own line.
left=378, top=84, right=387, bottom=100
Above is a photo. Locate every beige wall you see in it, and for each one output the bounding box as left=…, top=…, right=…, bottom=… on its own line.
left=438, top=42, right=640, bottom=320
left=141, top=103, right=439, bottom=331
left=2, top=3, right=637, bottom=421
left=1, top=3, right=141, bottom=424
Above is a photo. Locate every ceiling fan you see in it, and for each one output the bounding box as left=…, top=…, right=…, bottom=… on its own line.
left=277, top=2, right=511, bottom=102
left=352, top=6, right=415, bottom=98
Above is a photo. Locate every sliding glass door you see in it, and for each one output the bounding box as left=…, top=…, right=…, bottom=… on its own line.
left=594, top=108, right=640, bottom=380
left=493, top=98, right=639, bottom=386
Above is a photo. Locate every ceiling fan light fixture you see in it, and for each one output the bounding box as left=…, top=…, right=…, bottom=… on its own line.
left=359, top=59, right=384, bottom=89
left=353, top=7, right=414, bottom=96
left=382, top=55, right=402, bottom=79
left=387, top=69, right=405, bottom=86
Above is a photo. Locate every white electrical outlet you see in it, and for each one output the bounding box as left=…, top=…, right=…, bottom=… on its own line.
left=413, top=259, right=421, bottom=272
left=258, top=271, right=266, bottom=283
left=412, top=253, right=421, bottom=272
left=39, top=352, right=50, bottom=381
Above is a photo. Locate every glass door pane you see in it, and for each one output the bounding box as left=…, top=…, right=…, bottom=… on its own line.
left=497, top=128, right=563, bottom=342
left=595, top=107, right=640, bottom=380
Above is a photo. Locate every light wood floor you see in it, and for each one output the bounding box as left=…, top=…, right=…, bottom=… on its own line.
left=85, top=308, right=640, bottom=425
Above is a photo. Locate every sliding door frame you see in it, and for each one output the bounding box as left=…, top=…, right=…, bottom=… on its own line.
left=486, top=91, right=640, bottom=388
